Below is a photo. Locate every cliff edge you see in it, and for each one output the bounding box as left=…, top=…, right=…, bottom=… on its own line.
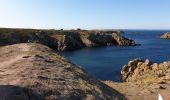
left=0, top=43, right=125, bottom=100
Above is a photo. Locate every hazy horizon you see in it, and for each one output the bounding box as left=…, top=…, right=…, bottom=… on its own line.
left=0, top=0, right=170, bottom=29
left=1, top=27, right=170, bottom=31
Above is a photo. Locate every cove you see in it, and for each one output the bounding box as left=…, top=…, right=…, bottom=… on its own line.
left=60, top=30, right=170, bottom=82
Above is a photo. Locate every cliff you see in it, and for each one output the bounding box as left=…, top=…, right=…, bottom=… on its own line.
left=0, top=43, right=126, bottom=100
left=160, top=32, right=170, bottom=39
left=0, top=28, right=137, bottom=51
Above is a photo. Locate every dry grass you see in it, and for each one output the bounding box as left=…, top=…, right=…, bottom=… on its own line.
left=0, top=43, right=125, bottom=99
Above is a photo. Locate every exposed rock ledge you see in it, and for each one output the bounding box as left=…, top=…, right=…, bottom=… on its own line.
left=160, top=32, right=170, bottom=39
left=0, top=43, right=125, bottom=100
left=121, top=58, right=170, bottom=83
left=104, top=59, right=170, bottom=100
left=0, top=28, right=137, bottom=51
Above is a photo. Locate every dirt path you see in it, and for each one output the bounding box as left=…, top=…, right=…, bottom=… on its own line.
left=0, top=55, right=26, bottom=68
left=0, top=44, right=30, bottom=68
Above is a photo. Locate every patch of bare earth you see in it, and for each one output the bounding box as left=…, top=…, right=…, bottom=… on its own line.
left=104, top=81, right=170, bottom=100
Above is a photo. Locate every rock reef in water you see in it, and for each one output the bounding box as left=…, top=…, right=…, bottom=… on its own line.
left=0, top=43, right=126, bottom=100
left=160, top=32, right=170, bottom=39
left=0, top=28, right=137, bottom=51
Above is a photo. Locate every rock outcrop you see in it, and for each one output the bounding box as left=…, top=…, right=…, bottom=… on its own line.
left=0, top=43, right=126, bottom=100
left=0, top=28, right=137, bottom=51
left=112, top=33, right=136, bottom=46
left=104, top=59, right=170, bottom=100
left=160, top=32, right=170, bottom=39
left=121, top=58, right=170, bottom=83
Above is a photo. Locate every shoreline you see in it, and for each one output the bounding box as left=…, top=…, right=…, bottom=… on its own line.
left=0, top=28, right=170, bottom=99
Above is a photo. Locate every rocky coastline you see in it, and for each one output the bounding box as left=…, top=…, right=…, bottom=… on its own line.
left=0, top=28, right=137, bottom=51
left=0, top=28, right=170, bottom=100
left=0, top=43, right=170, bottom=99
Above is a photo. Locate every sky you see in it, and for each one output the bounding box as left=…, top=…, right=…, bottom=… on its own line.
left=0, top=0, right=170, bottom=29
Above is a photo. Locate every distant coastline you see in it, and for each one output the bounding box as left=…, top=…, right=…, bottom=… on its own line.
left=0, top=28, right=136, bottom=51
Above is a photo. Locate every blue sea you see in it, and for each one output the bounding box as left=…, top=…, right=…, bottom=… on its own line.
left=60, top=30, right=170, bottom=82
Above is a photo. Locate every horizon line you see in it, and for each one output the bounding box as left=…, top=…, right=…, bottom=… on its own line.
left=0, top=27, right=170, bottom=31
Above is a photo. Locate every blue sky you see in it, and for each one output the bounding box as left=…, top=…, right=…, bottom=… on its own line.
left=0, top=0, right=170, bottom=29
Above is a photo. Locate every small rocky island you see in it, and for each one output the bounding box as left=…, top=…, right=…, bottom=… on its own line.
left=160, top=32, right=170, bottom=39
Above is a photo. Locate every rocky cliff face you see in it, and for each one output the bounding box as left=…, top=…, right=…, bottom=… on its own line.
left=51, top=33, right=84, bottom=51
left=0, top=43, right=126, bottom=100
left=52, top=31, right=136, bottom=51
left=112, top=33, right=136, bottom=46
left=160, top=32, right=170, bottom=39
left=0, top=29, right=59, bottom=50
left=0, top=28, right=137, bottom=51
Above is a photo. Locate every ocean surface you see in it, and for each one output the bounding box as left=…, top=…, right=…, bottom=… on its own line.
left=60, top=30, right=170, bottom=82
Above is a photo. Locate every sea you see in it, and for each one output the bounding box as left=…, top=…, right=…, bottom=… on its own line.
left=60, top=30, right=170, bottom=82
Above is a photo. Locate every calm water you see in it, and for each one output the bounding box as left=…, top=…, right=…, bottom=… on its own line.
left=60, top=30, right=170, bottom=81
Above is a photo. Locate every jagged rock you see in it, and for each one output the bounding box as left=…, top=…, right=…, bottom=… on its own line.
left=118, top=59, right=170, bottom=99
left=160, top=32, right=170, bottom=39
left=112, top=33, right=136, bottom=46
left=121, top=59, right=148, bottom=82
left=121, top=59, right=170, bottom=83
left=54, top=31, right=137, bottom=51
